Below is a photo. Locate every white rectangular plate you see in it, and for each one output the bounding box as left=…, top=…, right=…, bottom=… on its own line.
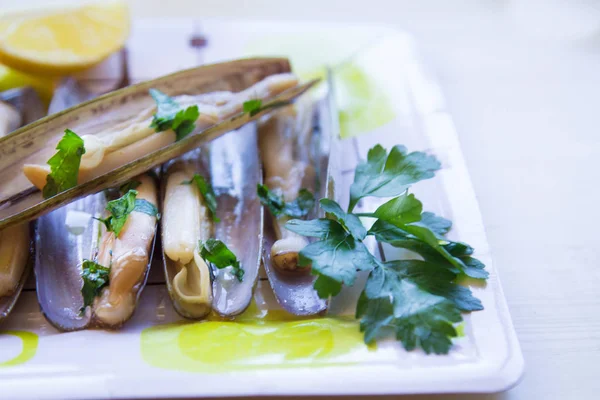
left=0, top=19, right=523, bottom=399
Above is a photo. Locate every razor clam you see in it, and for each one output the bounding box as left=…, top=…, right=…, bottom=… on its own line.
left=36, top=173, right=159, bottom=330
left=162, top=131, right=262, bottom=317
left=162, top=154, right=214, bottom=319
left=0, top=88, right=44, bottom=322
left=0, top=59, right=317, bottom=231
left=35, top=79, right=160, bottom=330
left=259, top=85, right=339, bottom=316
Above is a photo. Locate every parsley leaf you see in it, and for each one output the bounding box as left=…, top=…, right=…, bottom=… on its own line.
left=320, top=199, right=366, bottom=240
left=149, top=89, right=180, bottom=131
left=149, top=88, right=200, bottom=141
left=183, top=174, right=219, bottom=222
left=369, top=219, right=488, bottom=279
left=42, top=129, right=86, bottom=199
left=356, top=260, right=473, bottom=353
left=97, top=190, right=137, bottom=236
left=96, top=190, right=158, bottom=237
left=243, top=99, right=262, bottom=116
left=284, top=218, right=338, bottom=238
left=80, top=260, right=110, bottom=312
left=134, top=199, right=159, bottom=219
left=257, top=184, right=315, bottom=219
left=372, top=193, right=423, bottom=226
left=243, top=99, right=293, bottom=117
left=292, top=216, right=378, bottom=298
left=417, top=211, right=452, bottom=236
left=199, top=238, right=244, bottom=282
left=313, top=274, right=344, bottom=298
left=172, top=105, right=200, bottom=140
left=348, top=145, right=440, bottom=212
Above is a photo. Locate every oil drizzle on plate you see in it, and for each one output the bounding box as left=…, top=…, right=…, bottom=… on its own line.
left=141, top=302, right=371, bottom=372
left=0, top=330, right=38, bottom=367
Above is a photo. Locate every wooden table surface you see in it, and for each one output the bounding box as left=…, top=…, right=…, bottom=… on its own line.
left=10, top=0, right=600, bottom=399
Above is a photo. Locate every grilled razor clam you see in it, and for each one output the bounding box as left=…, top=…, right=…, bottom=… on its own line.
left=0, top=101, right=21, bottom=136
left=163, top=162, right=213, bottom=318
left=22, top=73, right=299, bottom=191
left=258, top=102, right=316, bottom=272
left=91, top=174, right=158, bottom=327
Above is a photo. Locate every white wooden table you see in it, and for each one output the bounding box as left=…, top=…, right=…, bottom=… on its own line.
left=11, top=0, right=600, bottom=399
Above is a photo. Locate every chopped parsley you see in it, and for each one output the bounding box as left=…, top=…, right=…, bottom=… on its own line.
left=149, top=88, right=200, bottom=141
left=285, top=144, right=488, bottom=354
left=96, top=189, right=158, bottom=237
left=42, top=129, right=86, bottom=199
left=80, top=260, right=110, bottom=312
left=199, top=238, right=244, bottom=282
left=243, top=99, right=292, bottom=117
left=183, top=174, right=219, bottom=222
left=257, top=184, right=315, bottom=219
left=243, top=99, right=263, bottom=116
left=134, top=199, right=160, bottom=220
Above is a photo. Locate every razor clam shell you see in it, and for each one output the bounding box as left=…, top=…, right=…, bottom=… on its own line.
left=209, top=123, right=262, bottom=316
left=0, top=87, right=44, bottom=322
left=35, top=79, right=97, bottom=330
left=161, top=123, right=262, bottom=318
left=261, top=86, right=339, bottom=316
left=35, top=79, right=158, bottom=331
left=0, top=59, right=316, bottom=229
left=35, top=195, right=104, bottom=330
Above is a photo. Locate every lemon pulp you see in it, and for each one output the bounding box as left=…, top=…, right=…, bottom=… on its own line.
left=0, top=1, right=129, bottom=76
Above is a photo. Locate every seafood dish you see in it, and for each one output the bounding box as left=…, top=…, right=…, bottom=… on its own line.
left=0, top=58, right=490, bottom=359
left=0, top=58, right=321, bottom=328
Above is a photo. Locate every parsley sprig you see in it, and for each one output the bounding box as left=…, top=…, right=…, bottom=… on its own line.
left=149, top=89, right=200, bottom=141
left=283, top=144, right=487, bottom=354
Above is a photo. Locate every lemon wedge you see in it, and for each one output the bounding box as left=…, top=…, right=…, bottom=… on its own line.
left=0, top=0, right=129, bottom=76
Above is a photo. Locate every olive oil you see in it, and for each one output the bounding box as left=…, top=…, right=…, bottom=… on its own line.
left=141, top=301, right=369, bottom=372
